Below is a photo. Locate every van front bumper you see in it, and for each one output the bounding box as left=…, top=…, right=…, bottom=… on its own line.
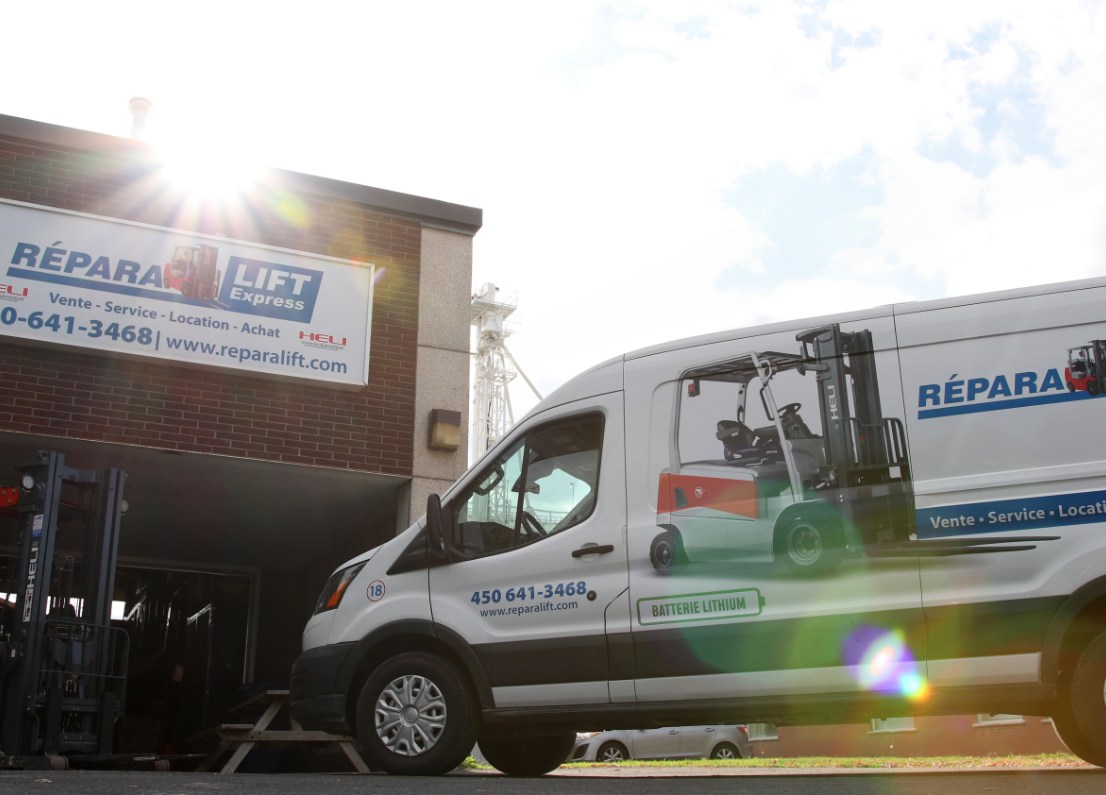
left=289, top=642, right=356, bottom=735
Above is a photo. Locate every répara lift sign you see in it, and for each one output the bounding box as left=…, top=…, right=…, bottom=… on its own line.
left=0, top=199, right=374, bottom=386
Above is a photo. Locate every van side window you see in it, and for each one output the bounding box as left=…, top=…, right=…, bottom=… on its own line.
left=450, top=413, right=604, bottom=558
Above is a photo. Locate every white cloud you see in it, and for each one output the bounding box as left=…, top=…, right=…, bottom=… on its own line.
left=3, top=0, right=1106, bottom=411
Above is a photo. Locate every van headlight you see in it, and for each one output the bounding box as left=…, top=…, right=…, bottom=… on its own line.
left=313, top=562, right=366, bottom=614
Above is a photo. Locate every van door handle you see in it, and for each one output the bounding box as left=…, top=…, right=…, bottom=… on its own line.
left=572, top=544, right=614, bottom=558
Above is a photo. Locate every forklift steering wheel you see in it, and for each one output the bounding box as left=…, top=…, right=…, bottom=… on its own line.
left=521, top=510, right=547, bottom=538
left=778, top=402, right=802, bottom=418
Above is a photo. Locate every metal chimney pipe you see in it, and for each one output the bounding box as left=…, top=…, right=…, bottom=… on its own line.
left=128, top=97, right=153, bottom=139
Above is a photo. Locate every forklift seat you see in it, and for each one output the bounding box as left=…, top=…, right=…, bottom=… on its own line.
left=716, top=420, right=755, bottom=448
left=717, top=420, right=780, bottom=462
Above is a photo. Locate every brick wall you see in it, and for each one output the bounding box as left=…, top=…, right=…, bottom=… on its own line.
left=0, top=131, right=421, bottom=476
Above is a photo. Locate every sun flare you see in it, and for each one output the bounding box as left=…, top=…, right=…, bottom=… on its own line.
left=154, top=132, right=261, bottom=202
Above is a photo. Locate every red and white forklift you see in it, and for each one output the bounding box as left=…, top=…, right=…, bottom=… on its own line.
left=653, top=324, right=915, bottom=573
left=1064, top=340, right=1106, bottom=395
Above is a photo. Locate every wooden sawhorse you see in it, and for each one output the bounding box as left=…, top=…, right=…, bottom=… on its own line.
left=194, top=689, right=369, bottom=774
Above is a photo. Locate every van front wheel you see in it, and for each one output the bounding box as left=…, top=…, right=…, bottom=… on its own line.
left=355, top=651, right=478, bottom=775
left=1056, top=630, right=1106, bottom=767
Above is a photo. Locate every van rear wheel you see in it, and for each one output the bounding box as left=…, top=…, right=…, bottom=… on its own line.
left=479, top=728, right=576, bottom=776
left=1051, top=703, right=1101, bottom=764
left=355, top=651, right=478, bottom=775
left=1056, top=630, right=1106, bottom=766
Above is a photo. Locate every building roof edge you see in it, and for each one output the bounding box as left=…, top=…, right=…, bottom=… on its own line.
left=0, top=113, right=483, bottom=235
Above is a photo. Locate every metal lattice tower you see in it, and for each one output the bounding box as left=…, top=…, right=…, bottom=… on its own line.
left=470, top=283, right=541, bottom=462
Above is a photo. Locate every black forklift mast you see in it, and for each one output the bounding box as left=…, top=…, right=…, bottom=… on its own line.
left=796, top=324, right=910, bottom=484
left=796, top=324, right=914, bottom=547
left=798, top=326, right=872, bottom=472
left=0, top=451, right=128, bottom=760
left=1092, top=340, right=1106, bottom=394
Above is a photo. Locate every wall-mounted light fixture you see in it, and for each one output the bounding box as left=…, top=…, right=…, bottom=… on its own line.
left=428, top=409, right=461, bottom=451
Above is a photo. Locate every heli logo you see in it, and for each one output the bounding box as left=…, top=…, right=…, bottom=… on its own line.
left=299, top=331, right=348, bottom=347
left=22, top=538, right=40, bottom=623
left=1, top=282, right=29, bottom=297
left=827, top=384, right=839, bottom=420
left=694, top=486, right=706, bottom=499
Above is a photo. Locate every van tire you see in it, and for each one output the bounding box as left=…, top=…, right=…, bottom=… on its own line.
left=355, top=651, right=478, bottom=776
left=1051, top=702, right=1102, bottom=765
left=650, top=530, right=686, bottom=573
left=1059, top=630, right=1106, bottom=766
left=479, top=728, right=576, bottom=776
left=775, top=510, right=842, bottom=574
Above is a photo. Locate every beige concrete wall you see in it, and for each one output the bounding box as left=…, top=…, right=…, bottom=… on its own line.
left=404, top=226, right=474, bottom=529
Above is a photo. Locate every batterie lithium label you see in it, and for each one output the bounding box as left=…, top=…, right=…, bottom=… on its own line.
left=637, top=587, right=764, bottom=626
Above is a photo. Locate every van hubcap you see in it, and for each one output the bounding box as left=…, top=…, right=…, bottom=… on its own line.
left=375, top=674, right=447, bottom=756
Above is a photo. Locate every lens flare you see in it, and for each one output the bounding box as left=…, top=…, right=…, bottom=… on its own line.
left=845, top=626, right=929, bottom=701
left=271, top=192, right=311, bottom=229
left=897, top=670, right=930, bottom=700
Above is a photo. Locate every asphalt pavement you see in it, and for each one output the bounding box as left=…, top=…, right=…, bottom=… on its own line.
left=0, top=766, right=1104, bottom=795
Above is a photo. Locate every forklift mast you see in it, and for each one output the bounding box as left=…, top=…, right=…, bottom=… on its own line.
left=1092, top=340, right=1106, bottom=394
left=0, top=451, right=128, bottom=759
left=797, top=325, right=909, bottom=486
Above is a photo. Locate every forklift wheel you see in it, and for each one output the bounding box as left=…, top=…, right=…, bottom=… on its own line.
left=775, top=512, right=842, bottom=574
left=650, top=530, right=686, bottom=574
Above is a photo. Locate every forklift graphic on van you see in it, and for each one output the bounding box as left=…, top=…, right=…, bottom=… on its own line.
left=653, top=324, right=915, bottom=574
left=1064, top=340, right=1106, bottom=395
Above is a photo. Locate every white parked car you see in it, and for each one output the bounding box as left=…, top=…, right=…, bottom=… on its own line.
left=571, top=725, right=751, bottom=762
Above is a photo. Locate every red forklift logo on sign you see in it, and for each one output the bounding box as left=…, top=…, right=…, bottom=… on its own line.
left=163, top=244, right=220, bottom=300
left=1065, top=340, right=1106, bottom=396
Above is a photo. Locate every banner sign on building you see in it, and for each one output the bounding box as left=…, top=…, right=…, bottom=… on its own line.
left=0, top=200, right=373, bottom=386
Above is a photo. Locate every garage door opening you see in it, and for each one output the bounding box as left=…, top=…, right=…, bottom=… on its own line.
left=0, top=550, right=256, bottom=754
left=113, top=565, right=256, bottom=753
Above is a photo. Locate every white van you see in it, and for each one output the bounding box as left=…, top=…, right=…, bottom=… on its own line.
left=290, top=278, right=1106, bottom=776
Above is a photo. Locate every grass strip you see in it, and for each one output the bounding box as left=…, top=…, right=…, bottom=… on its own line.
left=555, top=753, right=1089, bottom=770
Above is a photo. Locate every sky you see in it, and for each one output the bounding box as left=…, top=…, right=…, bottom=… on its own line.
left=5, top=1, right=1106, bottom=418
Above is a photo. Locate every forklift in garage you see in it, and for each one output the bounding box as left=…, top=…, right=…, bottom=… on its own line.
left=0, top=451, right=128, bottom=766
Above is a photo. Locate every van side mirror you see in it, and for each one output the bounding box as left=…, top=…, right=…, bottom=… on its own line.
left=426, top=493, right=449, bottom=561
